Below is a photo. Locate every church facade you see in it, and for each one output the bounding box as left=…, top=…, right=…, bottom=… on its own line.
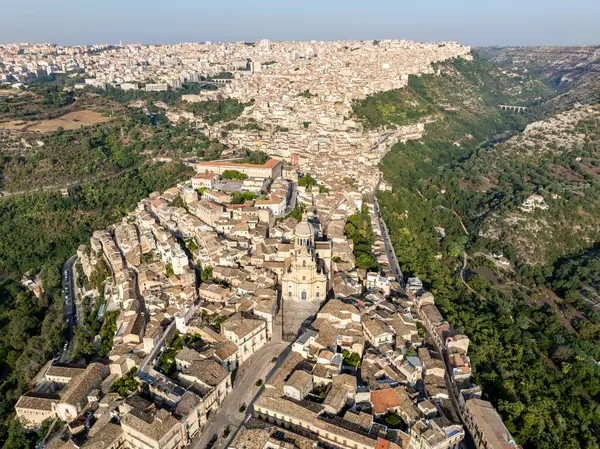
left=282, top=215, right=332, bottom=338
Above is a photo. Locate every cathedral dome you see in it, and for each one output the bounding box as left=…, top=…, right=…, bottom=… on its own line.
left=295, top=214, right=313, bottom=239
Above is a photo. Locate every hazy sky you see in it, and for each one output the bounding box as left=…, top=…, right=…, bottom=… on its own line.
left=1, top=0, right=599, bottom=46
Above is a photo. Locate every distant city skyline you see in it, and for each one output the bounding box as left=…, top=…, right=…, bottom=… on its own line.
left=1, top=0, right=599, bottom=46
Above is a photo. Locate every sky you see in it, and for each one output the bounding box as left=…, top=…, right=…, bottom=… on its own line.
left=1, top=0, right=599, bottom=47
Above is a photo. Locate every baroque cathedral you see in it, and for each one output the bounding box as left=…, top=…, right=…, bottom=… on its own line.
left=282, top=214, right=332, bottom=336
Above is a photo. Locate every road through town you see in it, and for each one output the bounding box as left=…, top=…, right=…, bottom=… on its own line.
left=59, top=255, right=78, bottom=363
left=190, top=340, right=290, bottom=449
left=372, top=193, right=403, bottom=282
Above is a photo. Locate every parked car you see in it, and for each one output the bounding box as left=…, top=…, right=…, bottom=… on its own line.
left=205, top=434, right=218, bottom=449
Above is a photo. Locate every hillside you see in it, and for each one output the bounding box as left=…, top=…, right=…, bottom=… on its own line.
left=362, top=55, right=600, bottom=448
left=447, top=105, right=600, bottom=267
left=478, top=46, right=600, bottom=113
left=0, top=83, right=231, bottom=195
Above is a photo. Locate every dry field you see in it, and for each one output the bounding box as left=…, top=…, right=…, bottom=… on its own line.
left=0, top=109, right=114, bottom=132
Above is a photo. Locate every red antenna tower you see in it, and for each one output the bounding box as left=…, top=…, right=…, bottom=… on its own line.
left=290, top=153, right=299, bottom=167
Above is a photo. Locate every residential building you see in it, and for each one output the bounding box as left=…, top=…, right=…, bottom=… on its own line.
left=221, top=313, right=267, bottom=364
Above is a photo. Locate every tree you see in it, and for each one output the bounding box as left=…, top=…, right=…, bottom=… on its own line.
left=345, top=205, right=378, bottom=270
left=222, top=170, right=247, bottom=180
left=171, top=195, right=186, bottom=208
left=3, top=420, right=35, bottom=449
left=383, top=413, right=403, bottom=429
left=70, top=328, right=95, bottom=359
left=213, top=315, right=228, bottom=329
left=99, top=311, right=118, bottom=357
left=110, top=367, right=139, bottom=398
left=298, top=174, right=315, bottom=190
left=40, top=263, right=62, bottom=292
left=201, top=266, right=213, bottom=282
left=342, top=350, right=361, bottom=367
left=230, top=191, right=256, bottom=204
left=89, top=259, right=110, bottom=292
left=236, top=150, right=269, bottom=165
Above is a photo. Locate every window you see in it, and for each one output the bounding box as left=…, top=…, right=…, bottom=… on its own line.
left=302, top=276, right=306, bottom=280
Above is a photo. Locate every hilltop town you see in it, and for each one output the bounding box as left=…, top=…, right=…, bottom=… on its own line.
left=0, top=39, right=470, bottom=188
left=1, top=40, right=517, bottom=449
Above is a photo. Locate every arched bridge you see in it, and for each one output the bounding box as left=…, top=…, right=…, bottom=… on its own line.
left=192, top=78, right=233, bottom=88
left=499, top=105, right=528, bottom=113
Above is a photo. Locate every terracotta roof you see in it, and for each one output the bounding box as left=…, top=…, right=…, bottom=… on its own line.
left=376, top=438, right=390, bottom=449
left=214, top=340, right=239, bottom=360
left=319, top=299, right=359, bottom=317
left=344, top=410, right=373, bottom=430
left=370, top=389, right=401, bottom=414
left=198, top=159, right=281, bottom=169
left=193, top=173, right=218, bottom=179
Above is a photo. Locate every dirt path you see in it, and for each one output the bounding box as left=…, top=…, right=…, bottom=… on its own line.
left=460, top=251, right=486, bottom=300
left=438, top=204, right=469, bottom=236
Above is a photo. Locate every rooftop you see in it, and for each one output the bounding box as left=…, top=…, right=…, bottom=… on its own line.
left=197, top=159, right=281, bottom=169
left=121, top=408, right=180, bottom=443
left=182, top=359, right=229, bottom=387
left=466, top=398, right=517, bottom=449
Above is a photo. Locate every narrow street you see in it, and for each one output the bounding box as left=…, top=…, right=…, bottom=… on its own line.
left=138, top=321, right=177, bottom=377
left=284, top=182, right=297, bottom=215
left=372, top=192, right=472, bottom=444
left=372, top=193, right=403, bottom=282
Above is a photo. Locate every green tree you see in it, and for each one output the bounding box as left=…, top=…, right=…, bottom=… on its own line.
left=99, top=311, right=118, bottom=357
left=110, top=367, right=139, bottom=398
left=70, top=328, right=95, bottom=359
left=298, top=174, right=315, bottom=189
left=201, top=266, right=213, bottom=282
left=221, top=170, right=247, bottom=180
left=230, top=191, right=256, bottom=204
left=3, top=420, right=35, bottom=449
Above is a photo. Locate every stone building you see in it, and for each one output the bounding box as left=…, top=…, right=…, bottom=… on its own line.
left=282, top=215, right=330, bottom=337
